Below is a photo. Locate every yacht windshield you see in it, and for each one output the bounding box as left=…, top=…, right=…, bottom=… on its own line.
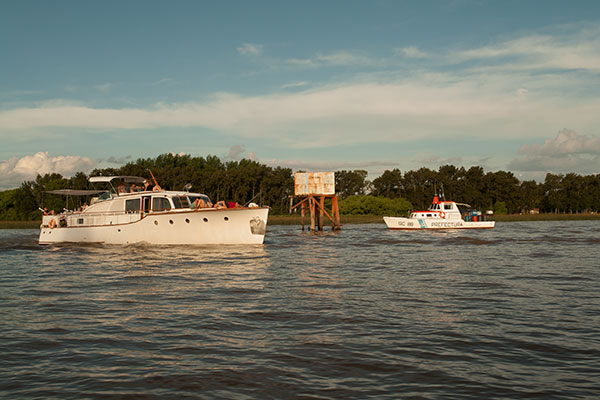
left=173, top=196, right=191, bottom=209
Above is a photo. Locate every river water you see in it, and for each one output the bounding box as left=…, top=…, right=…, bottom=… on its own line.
left=1, top=221, right=599, bottom=399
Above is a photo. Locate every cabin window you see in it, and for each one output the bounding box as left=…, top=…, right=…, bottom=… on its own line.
left=152, top=197, right=171, bottom=212
left=426, top=214, right=432, bottom=217
left=126, top=198, right=141, bottom=213
left=173, top=196, right=191, bottom=209
left=444, top=204, right=452, bottom=210
left=172, top=197, right=182, bottom=209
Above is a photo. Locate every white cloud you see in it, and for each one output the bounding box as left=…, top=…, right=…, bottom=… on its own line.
left=2, top=24, right=600, bottom=181
left=396, top=46, right=428, bottom=59
left=94, top=83, right=114, bottom=93
left=281, top=81, right=309, bottom=89
left=518, top=129, right=600, bottom=156
left=151, top=78, right=173, bottom=86
left=0, top=75, right=600, bottom=153
left=286, top=50, right=380, bottom=68
left=452, top=25, right=600, bottom=72
left=237, top=43, right=263, bottom=57
left=2, top=78, right=597, bottom=150
left=0, top=152, right=96, bottom=190
left=226, top=145, right=246, bottom=160
left=262, top=158, right=398, bottom=172
left=104, top=155, right=133, bottom=164
left=507, top=129, right=600, bottom=176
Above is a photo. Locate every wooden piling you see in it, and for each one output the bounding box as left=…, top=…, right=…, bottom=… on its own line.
left=290, top=194, right=341, bottom=232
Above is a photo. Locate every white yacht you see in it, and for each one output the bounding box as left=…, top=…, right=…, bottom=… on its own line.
left=384, top=195, right=495, bottom=230
left=39, top=176, right=269, bottom=245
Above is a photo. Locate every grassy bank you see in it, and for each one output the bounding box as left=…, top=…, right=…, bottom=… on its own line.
left=1, top=213, right=598, bottom=229
left=0, top=220, right=41, bottom=229
left=269, top=213, right=600, bottom=225
left=494, top=213, right=600, bottom=222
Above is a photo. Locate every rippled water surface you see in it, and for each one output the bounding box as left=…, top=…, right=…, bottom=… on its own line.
left=1, top=221, right=599, bottom=399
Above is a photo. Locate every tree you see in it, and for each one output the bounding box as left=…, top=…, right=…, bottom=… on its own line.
left=402, top=167, right=436, bottom=209
left=517, top=180, right=542, bottom=213
left=335, top=170, right=368, bottom=199
left=371, top=169, right=403, bottom=198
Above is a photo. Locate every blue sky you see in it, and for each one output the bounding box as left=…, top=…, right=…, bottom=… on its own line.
left=1, top=0, right=600, bottom=189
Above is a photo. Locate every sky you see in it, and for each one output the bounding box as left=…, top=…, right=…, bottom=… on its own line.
left=1, top=0, right=600, bottom=190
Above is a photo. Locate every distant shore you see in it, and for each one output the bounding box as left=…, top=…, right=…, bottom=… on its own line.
left=269, top=213, right=600, bottom=226
left=2, top=213, right=599, bottom=229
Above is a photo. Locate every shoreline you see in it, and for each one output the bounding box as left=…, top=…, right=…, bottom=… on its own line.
left=2, top=213, right=599, bottom=230
left=269, top=213, right=600, bottom=225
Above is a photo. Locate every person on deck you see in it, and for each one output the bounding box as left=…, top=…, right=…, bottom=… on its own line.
left=117, top=180, right=126, bottom=194
left=193, top=198, right=212, bottom=209
left=214, top=201, right=227, bottom=209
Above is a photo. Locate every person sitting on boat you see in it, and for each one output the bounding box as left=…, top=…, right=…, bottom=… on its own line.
left=117, top=180, right=127, bottom=194
left=192, top=197, right=212, bottom=209
left=130, top=183, right=140, bottom=193
left=214, top=201, right=227, bottom=209
left=143, top=180, right=153, bottom=191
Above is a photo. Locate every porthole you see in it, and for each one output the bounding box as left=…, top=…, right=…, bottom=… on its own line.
left=154, top=220, right=158, bottom=225
left=185, top=218, right=190, bottom=224
left=203, top=218, right=208, bottom=222
left=169, top=220, right=174, bottom=224
left=224, top=217, right=229, bottom=221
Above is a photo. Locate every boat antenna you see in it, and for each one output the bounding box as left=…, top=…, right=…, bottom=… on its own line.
left=148, top=169, right=159, bottom=187
left=440, top=183, right=446, bottom=201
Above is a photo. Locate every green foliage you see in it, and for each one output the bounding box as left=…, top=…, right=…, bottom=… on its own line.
left=335, top=170, right=368, bottom=199
left=493, top=201, right=508, bottom=214
left=0, top=189, right=18, bottom=220
left=2, top=155, right=600, bottom=220
left=340, top=195, right=412, bottom=216
left=371, top=168, right=403, bottom=198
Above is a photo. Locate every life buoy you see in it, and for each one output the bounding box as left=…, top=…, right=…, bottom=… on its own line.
left=48, top=219, right=57, bottom=229
left=439, top=211, right=446, bottom=219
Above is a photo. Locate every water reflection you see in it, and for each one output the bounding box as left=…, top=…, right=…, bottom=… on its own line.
left=1, top=222, right=600, bottom=398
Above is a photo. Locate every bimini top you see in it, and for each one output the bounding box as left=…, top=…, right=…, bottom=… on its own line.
left=46, top=189, right=107, bottom=196
left=89, top=176, right=147, bottom=184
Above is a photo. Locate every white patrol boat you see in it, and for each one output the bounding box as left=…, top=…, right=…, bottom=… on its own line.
left=383, top=195, right=495, bottom=230
left=39, top=176, right=269, bottom=245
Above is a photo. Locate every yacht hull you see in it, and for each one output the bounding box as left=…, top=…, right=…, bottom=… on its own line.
left=39, top=207, right=269, bottom=245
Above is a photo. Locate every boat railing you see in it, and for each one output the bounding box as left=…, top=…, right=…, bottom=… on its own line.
left=40, top=210, right=144, bottom=227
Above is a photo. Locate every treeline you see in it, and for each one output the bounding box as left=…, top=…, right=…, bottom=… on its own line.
left=1, top=154, right=293, bottom=220
left=335, top=166, right=600, bottom=214
left=1, top=154, right=599, bottom=220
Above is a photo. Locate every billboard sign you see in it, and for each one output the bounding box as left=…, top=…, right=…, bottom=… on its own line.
left=294, top=172, right=335, bottom=196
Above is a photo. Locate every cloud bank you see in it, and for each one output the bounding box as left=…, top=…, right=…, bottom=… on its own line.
left=508, top=129, right=600, bottom=177
left=0, top=152, right=96, bottom=190
left=1, top=24, right=599, bottom=181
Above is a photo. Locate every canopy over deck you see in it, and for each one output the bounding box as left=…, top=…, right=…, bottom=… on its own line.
left=89, top=176, right=147, bottom=184
left=46, top=189, right=107, bottom=196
